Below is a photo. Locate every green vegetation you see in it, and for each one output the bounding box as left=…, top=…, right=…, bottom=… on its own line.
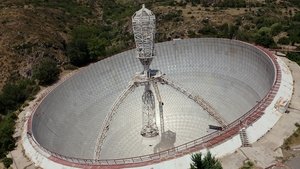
left=26, top=0, right=92, bottom=18
left=1, top=157, right=13, bottom=168
left=32, top=57, right=60, bottom=86
left=65, top=0, right=136, bottom=66
left=66, top=25, right=115, bottom=66
left=278, top=37, right=290, bottom=45
left=287, top=23, right=300, bottom=45
left=254, top=28, right=276, bottom=48
left=162, top=10, right=183, bottom=22
left=216, top=0, right=246, bottom=8
left=0, top=79, right=39, bottom=115
left=288, top=0, right=300, bottom=7
left=286, top=52, right=300, bottom=65
left=283, top=123, right=300, bottom=150
left=0, top=114, right=17, bottom=159
left=240, top=160, right=254, bottom=169
left=190, top=151, right=222, bottom=169
left=101, top=0, right=139, bottom=21
left=178, top=1, right=300, bottom=49
left=0, top=78, right=38, bottom=160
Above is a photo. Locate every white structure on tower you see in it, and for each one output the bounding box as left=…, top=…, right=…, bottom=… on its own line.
left=132, top=4, right=156, bottom=73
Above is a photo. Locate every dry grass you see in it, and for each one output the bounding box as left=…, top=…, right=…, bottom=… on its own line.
left=0, top=5, right=69, bottom=89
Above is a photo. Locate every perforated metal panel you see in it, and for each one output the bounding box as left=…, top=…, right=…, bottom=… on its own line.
left=32, top=38, right=275, bottom=159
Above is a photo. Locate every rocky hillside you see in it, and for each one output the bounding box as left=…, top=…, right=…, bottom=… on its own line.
left=0, top=0, right=102, bottom=88
left=0, top=0, right=299, bottom=89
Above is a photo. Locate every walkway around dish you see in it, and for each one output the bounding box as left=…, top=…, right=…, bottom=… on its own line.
left=220, top=56, right=300, bottom=169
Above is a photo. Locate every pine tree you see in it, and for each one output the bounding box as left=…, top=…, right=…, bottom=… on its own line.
left=190, top=151, right=223, bottom=169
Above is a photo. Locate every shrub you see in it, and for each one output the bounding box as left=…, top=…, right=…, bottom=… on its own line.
left=293, top=12, right=300, bottom=21
left=0, top=114, right=16, bottom=159
left=26, top=0, right=92, bottom=18
left=162, top=10, right=183, bottom=22
left=277, top=37, right=290, bottom=45
left=0, top=79, right=39, bottom=115
left=287, top=24, right=300, bottom=44
left=215, top=0, right=246, bottom=8
left=32, top=57, right=60, bottom=85
left=67, top=25, right=118, bottom=66
left=199, top=25, right=217, bottom=36
left=2, top=157, right=13, bottom=168
left=288, top=0, right=300, bottom=7
left=254, top=29, right=276, bottom=48
left=67, top=39, right=91, bottom=66
left=255, top=35, right=276, bottom=48
left=287, top=52, right=300, bottom=65
left=190, top=151, right=222, bottom=169
left=270, top=23, right=283, bottom=36
left=240, top=160, right=254, bottom=169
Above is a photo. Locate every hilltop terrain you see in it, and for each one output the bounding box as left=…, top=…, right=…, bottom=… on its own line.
left=0, top=0, right=102, bottom=88
left=0, top=0, right=299, bottom=89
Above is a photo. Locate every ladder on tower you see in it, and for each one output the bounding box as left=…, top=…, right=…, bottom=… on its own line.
left=158, top=76, right=228, bottom=128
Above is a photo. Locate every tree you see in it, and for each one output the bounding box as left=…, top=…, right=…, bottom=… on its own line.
left=277, top=37, right=290, bottom=45
left=0, top=114, right=16, bottom=159
left=0, top=79, right=39, bottom=115
left=190, top=151, right=223, bottom=169
left=32, top=57, right=60, bottom=86
left=67, top=25, right=111, bottom=66
left=67, top=39, right=91, bottom=66
left=270, top=23, right=282, bottom=36
left=2, top=157, right=13, bottom=168
left=87, top=37, right=108, bottom=59
left=293, top=12, right=300, bottom=22
left=287, top=52, right=300, bottom=65
left=254, top=29, right=276, bottom=48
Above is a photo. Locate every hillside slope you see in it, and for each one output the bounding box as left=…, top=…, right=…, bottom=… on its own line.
left=0, top=0, right=299, bottom=89
left=0, top=0, right=102, bottom=88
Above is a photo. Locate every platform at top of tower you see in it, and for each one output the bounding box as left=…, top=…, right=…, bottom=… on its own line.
left=132, top=4, right=155, bottom=19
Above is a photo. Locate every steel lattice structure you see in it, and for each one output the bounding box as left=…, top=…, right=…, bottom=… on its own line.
left=132, top=4, right=156, bottom=71
left=132, top=4, right=159, bottom=138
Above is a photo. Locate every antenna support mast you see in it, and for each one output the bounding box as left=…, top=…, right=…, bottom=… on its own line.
left=132, top=4, right=159, bottom=137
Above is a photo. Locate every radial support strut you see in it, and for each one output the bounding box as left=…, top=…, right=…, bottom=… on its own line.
left=94, top=82, right=137, bottom=159
left=158, top=76, right=228, bottom=128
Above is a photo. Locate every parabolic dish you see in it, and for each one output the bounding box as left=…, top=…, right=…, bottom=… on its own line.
left=31, top=38, right=275, bottom=160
